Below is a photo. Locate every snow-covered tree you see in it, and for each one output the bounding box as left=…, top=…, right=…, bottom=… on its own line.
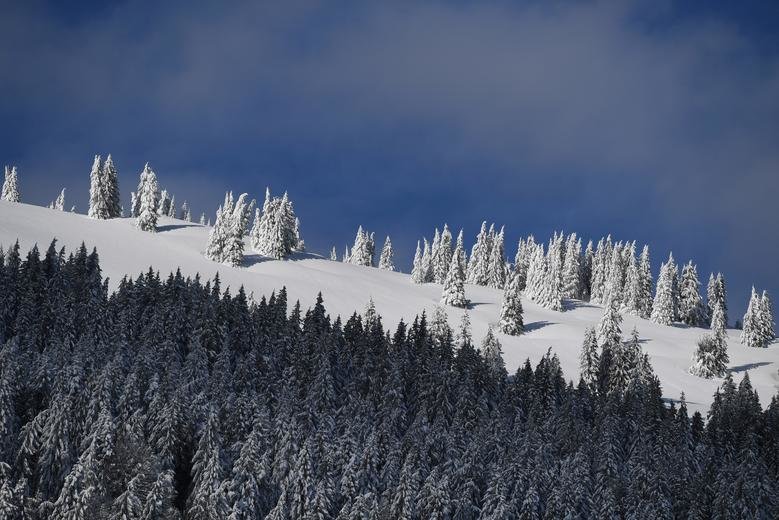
left=53, top=188, right=66, bottom=211
left=598, top=296, right=623, bottom=350
left=180, top=201, right=192, bottom=221
left=562, top=233, right=582, bottom=299
left=432, top=225, right=453, bottom=284
left=249, top=188, right=301, bottom=260
left=441, top=248, right=466, bottom=307
left=348, top=226, right=374, bottom=267
left=411, top=241, right=424, bottom=283
left=487, top=226, right=507, bottom=289
left=199, top=212, right=206, bottom=225
left=330, top=246, right=338, bottom=261
left=1, top=165, right=19, bottom=202
left=759, top=291, right=775, bottom=345
left=102, top=154, right=122, bottom=218
left=690, top=334, right=727, bottom=378
left=135, top=163, right=160, bottom=232
left=467, top=221, right=490, bottom=285
left=707, top=273, right=728, bottom=327
left=499, top=271, right=524, bottom=336
left=378, top=236, right=395, bottom=271
left=158, top=189, right=171, bottom=217
left=88, top=155, right=111, bottom=219
left=167, top=194, right=176, bottom=218
left=206, top=192, right=250, bottom=266
left=421, top=238, right=433, bottom=283
left=692, top=299, right=730, bottom=378
left=742, top=288, right=774, bottom=348
left=651, top=253, right=678, bottom=325
left=679, top=261, right=706, bottom=327
left=481, top=327, right=507, bottom=381
left=580, top=327, right=600, bottom=385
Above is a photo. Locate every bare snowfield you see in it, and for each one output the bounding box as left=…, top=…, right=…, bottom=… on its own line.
left=0, top=201, right=776, bottom=414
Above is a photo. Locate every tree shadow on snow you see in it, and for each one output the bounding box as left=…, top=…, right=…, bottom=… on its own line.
left=524, top=321, right=553, bottom=333
left=466, top=301, right=489, bottom=310
left=156, top=223, right=201, bottom=233
left=562, top=299, right=599, bottom=311
left=728, top=361, right=773, bottom=373
left=242, top=251, right=323, bottom=268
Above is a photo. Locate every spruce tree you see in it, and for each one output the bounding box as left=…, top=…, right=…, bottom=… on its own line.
left=487, top=226, right=507, bottom=289
left=180, top=201, right=192, bottom=221
left=499, top=271, right=524, bottom=336
left=759, top=290, right=775, bottom=345
left=378, top=236, right=395, bottom=271
left=481, top=327, right=507, bottom=382
left=421, top=238, right=433, bottom=283
left=707, top=273, right=728, bottom=327
left=167, top=194, right=176, bottom=218
left=598, top=297, right=623, bottom=350
left=679, top=261, right=706, bottom=327
left=580, top=327, right=600, bottom=385
left=562, top=233, right=582, bottom=299
left=651, top=253, right=678, bottom=325
left=467, top=221, right=490, bottom=285
left=88, top=155, right=110, bottom=219
left=330, top=246, right=338, bottom=261
left=135, top=163, right=159, bottom=232
left=54, top=188, right=66, bottom=211
left=741, top=287, right=767, bottom=348
left=440, top=250, right=466, bottom=307
left=1, top=165, right=20, bottom=202
left=433, top=225, right=453, bottom=284
left=103, top=154, right=122, bottom=218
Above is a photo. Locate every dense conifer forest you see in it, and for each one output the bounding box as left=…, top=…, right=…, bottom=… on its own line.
left=0, top=240, right=777, bottom=519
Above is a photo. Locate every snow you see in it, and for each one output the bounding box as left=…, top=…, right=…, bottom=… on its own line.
left=0, top=200, right=777, bottom=413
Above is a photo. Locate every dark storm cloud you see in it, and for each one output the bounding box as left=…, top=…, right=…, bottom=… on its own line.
left=0, top=0, right=777, bottom=315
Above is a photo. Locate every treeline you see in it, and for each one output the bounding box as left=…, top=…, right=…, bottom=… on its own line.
left=0, top=241, right=777, bottom=519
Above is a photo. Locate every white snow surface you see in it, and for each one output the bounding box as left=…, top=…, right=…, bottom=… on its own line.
left=1, top=201, right=777, bottom=414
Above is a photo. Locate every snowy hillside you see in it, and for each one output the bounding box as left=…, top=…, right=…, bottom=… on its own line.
left=0, top=200, right=776, bottom=413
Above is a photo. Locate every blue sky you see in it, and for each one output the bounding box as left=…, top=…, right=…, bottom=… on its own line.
left=1, top=0, right=777, bottom=320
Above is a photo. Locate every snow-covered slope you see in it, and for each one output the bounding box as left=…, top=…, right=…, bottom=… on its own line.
left=0, top=201, right=776, bottom=413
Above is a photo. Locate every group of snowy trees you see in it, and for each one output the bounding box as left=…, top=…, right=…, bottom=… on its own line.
left=2, top=166, right=20, bottom=203
left=409, top=224, right=468, bottom=307
left=205, top=192, right=254, bottom=267
left=0, top=240, right=777, bottom=519
left=88, top=155, right=122, bottom=220
left=204, top=187, right=302, bottom=267
left=741, top=288, right=776, bottom=348
left=579, top=302, right=655, bottom=397
left=248, top=188, right=302, bottom=261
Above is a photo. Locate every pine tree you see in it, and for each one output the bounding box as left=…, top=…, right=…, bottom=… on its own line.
left=481, top=327, right=507, bottom=381
left=651, top=253, right=678, bottom=325
left=440, top=250, right=466, bottom=307
left=562, top=233, right=582, bottom=299
left=181, top=201, right=192, bottom=221
left=433, top=225, right=453, bottom=284
left=598, top=297, right=623, bottom=350
left=330, top=246, right=338, bottom=261
left=2, top=165, right=20, bottom=202
left=707, top=273, right=728, bottom=327
left=199, top=212, right=206, bottom=225
left=167, top=194, right=176, bottom=218
left=135, top=163, right=160, bottom=232
left=421, top=238, right=433, bottom=283
left=379, top=236, right=395, bottom=271
left=499, top=271, right=524, bottom=336
left=759, top=291, right=775, bottom=346
left=487, top=226, right=507, bottom=289
left=88, top=155, right=111, bottom=219
left=741, top=287, right=767, bottom=348
left=54, top=188, right=66, bottom=211
left=103, top=154, right=122, bottom=218
left=679, top=261, right=706, bottom=327
left=580, top=327, right=600, bottom=385
left=157, top=189, right=171, bottom=216
left=467, top=221, right=490, bottom=285
left=690, top=333, right=727, bottom=378
left=411, top=241, right=424, bottom=283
